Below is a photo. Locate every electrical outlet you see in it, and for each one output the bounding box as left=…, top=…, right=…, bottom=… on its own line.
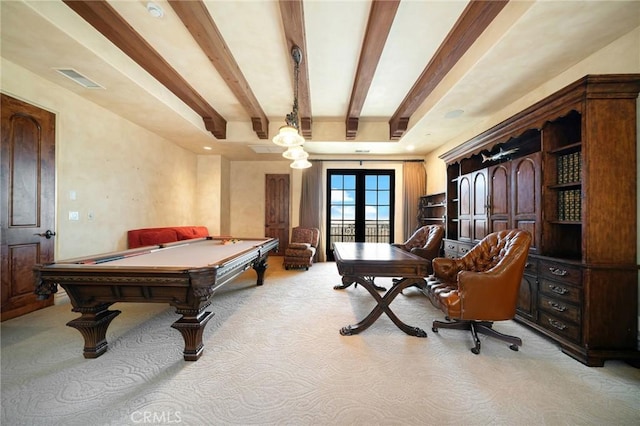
left=69, top=211, right=80, bottom=221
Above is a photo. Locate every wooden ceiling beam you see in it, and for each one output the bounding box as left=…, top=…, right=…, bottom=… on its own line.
left=346, top=0, right=400, bottom=140
left=388, top=0, right=509, bottom=140
left=278, top=0, right=312, bottom=139
left=168, top=0, right=269, bottom=139
left=63, top=0, right=227, bottom=139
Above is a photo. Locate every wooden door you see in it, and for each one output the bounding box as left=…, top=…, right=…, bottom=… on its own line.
left=1, top=94, right=56, bottom=321
left=264, top=174, right=289, bottom=255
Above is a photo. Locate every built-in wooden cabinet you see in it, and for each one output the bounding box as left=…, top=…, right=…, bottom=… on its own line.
left=418, top=192, right=446, bottom=227
left=439, top=74, right=640, bottom=366
left=458, top=169, right=488, bottom=243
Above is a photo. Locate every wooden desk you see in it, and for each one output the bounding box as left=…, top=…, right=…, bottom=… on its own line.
left=333, top=242, right=430, bottom=337
left=34, top=237, right=278, bottom=361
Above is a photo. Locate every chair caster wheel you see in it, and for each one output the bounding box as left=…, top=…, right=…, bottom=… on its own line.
left=471, top=347, right=480, bottom=355
left=509, top=344, right=519, bottom=351
left=432, top=327, right=438, bottom=333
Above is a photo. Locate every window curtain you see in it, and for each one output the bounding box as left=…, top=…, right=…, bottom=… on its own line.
left=300, top=161, right=325, bottom=262
left=402, top=161, right=426, bottom=241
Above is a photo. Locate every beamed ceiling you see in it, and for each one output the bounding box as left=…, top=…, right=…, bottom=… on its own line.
left=1, top=0, right=639, bottom=160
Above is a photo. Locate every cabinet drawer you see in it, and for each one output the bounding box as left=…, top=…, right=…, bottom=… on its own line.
left=444, top=240, right=459, bottom=253
left=458, top=242, right=473, bottom=256
left=539, top=278, right=581, bottom=304
left=539, top=311, right=581, bottom=343
left=539, top=260, right=581, bottom=286
left=538, top=294, right=581, bottom=324
left=444, top=250, right=458, bottom=259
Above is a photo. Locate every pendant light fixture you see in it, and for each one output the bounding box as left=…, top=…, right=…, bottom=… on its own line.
left=273, top=46, right=311, bottom=169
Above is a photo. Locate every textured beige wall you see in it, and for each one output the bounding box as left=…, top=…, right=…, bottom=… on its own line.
left=229, top=161, right=293, bottom=238
left=197, top=155, right=230, bottom=235
left=424, top=26, right=640, bottom=193
left=1, top=59, right=198, bottom=259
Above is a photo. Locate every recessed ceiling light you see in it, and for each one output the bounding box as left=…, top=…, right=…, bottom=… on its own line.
left=203, top=146, right=212, bottom=150
left=146, top=2, right=164, bottom=18
left=406, top=145, right=415, bottom=151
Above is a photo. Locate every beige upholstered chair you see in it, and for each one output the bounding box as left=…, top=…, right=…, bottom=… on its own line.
left=428, top=229, right=532, bottom=354
left=284, top=227, right=320, bottom=270
left=392, top=225, right=444, bottom=275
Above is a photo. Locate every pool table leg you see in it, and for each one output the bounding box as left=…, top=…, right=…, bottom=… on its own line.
left=66, top=304, right=121, bottom=359
left=171, top=309, right=214, bottom=361
left=253, top=256, right=269, bottom=286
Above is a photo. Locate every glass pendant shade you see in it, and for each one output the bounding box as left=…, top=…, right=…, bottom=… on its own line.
left=282, top=145, right=309, bottom=160
left=272, top=125, right=304, bottom=147
left=290, top=158, right=312, bottom=169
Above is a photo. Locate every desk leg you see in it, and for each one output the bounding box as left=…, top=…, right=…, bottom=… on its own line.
left=171, top=309, right=214, bottom=361
left=340, top=277, right=427, bottom=337
left=333, top=275, right=386, bottom=291
left=66, top=304, right=121, bottom=359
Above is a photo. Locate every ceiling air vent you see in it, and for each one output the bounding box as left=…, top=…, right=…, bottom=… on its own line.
left=54, top=68, right=104, bottom=89
left=250, top=145, right=284, bottom=154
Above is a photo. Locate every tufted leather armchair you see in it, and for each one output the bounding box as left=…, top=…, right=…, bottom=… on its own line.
left=284, top=227, right=320, bottom=270
left=428, top=229, right=532, bottom=354
left=392, top=225, right=444, bottom=275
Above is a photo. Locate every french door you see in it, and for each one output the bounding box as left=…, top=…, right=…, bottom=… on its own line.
left=326, top=169, right=394, bottom=259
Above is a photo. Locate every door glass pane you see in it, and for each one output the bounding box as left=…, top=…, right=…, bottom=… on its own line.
left=330, top=174, right=356, bottom=245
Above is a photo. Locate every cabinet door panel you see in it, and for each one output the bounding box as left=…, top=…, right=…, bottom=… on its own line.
left=472, top=170, right=488, bottom=241
left=458, top=175, right=472, bottom=241
left=459, top=219, right=472, bottom=241
left=512, top=153, right=541, bottom=252
left=459, top=175, right=471, bottom=215
left=491, top=220, right=509, bottom=232
left=513, top=156, right=538, bottom=215
left=472, top=171, right=487, bottom=216
left=517, top=273, right=537, bottom=321
left=489, top=164, right=510, bottom=233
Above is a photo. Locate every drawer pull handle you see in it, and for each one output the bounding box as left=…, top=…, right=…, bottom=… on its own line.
left=548, top=318, right=567, bottom=330
left=547, top=301, right=566, bottom=312
left=548, top=284, right=569, bottom=295
left=549, top=267, right=568, bottom=276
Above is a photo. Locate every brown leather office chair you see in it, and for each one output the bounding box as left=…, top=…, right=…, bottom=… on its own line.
left=284, top=227, right=320, bottom=270
left=428, top=229, right=531, bottom=354
left=392, top=225, right=444, bottom=275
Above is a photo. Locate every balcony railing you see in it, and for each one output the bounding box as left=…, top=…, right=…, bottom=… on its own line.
left=329, top=221, right=390, bottom=246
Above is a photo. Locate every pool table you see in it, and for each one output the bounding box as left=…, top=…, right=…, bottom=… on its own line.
left=34, top=237, right=278, bottom=361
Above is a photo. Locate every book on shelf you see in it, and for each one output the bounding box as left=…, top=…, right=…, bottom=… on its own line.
left=557, top=188, right=581, bottom=221
left=556, top=152, right=581, bottom=184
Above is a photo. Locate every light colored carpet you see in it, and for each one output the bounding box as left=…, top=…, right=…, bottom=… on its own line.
left=2, top=261, right=639, bottom=426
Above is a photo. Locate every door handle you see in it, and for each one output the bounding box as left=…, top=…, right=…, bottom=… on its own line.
left=34, top=230, right=56, bottom=239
